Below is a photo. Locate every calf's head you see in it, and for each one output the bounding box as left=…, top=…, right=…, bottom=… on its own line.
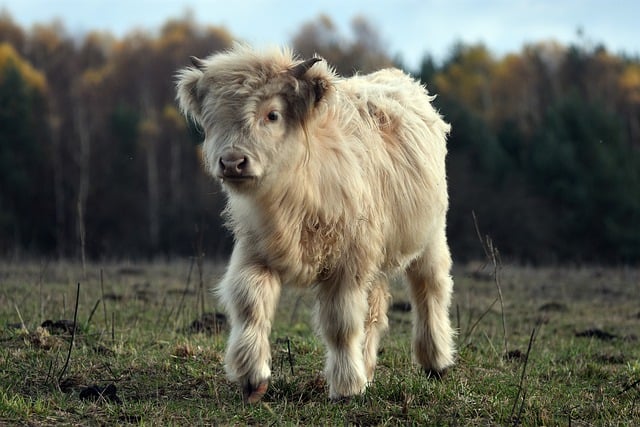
left=176, top=46, right=330, bottom=192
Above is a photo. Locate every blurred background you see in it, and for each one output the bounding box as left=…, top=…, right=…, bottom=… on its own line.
left=1, top=1, right=639, bottom=264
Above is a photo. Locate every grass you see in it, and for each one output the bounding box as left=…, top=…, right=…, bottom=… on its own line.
left=1, top=259, right=639, bottom=425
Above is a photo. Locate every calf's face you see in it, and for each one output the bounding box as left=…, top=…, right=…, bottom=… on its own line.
left=176, top=54, right=327, bottom=193
left=206, top=94, right=290, bottom=190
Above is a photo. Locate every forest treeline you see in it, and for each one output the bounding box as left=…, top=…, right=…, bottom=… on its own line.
left=1, top=13, right=639, bottom=263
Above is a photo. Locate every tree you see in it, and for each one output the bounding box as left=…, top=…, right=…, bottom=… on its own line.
left=618, top=62, right=640, bottom=148
left=1, top=14, right=639, bottom=263
left=530, top=96, right=640, bottom=261
left=436, top=43, right=495, bottom=119
left=25, top=22, right=80, bottom=257
left=0, top=43, right=53, bottom=254
left=292, top=15, right=393, bottom=75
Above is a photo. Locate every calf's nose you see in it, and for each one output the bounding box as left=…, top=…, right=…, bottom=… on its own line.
left=219, top=152, right=248, bottom=177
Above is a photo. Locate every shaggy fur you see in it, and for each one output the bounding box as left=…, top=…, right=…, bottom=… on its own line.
left=176, top=45, right=455, bottom=401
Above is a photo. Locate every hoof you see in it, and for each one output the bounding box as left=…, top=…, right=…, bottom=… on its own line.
left=243, top=379, right=269, bottom=404
left=330, top=395, right=353, bottom=404
left=424, top=367, right=448, bottom=380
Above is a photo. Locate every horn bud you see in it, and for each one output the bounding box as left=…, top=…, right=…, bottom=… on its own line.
left=190, top=56, right=207, bottom=71
left=290, top=57, right=322, bottom=78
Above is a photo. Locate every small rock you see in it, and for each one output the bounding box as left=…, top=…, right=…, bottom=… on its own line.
left=41, top=319, right=76, bottom=335
left=538, top=302, right=568, bottom=312
left=575, top=329, right=617, bottom=341
left=92, top=344, right=115, bottom=356
left=504, top=349, right=526, bottom=362
left=183, top=312, right=227, bottom=334
left=103, top=293, right=123, bottom=301
left=79, top=383, right=121, bottom=404
left=596, top=353, right=625, bottom=364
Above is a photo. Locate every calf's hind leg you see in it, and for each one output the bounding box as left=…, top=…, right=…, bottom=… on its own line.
left=363, top=278, right=391, bottom=383
left=405, top=235, right=456, bottom=376
left=315, top=280, right=369, bottom=399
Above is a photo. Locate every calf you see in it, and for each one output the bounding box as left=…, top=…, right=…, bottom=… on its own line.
left=176, top=45, right=455, bottom=402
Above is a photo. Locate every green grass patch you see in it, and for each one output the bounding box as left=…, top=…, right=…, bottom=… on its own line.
left=1, top=260, right=638, bottom=425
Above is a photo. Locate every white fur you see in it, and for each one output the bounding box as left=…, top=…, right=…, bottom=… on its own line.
left=176, top=45, right=455, bottom=400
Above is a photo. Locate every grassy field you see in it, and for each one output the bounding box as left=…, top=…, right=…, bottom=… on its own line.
left=1, top=259, right=638, bottom=425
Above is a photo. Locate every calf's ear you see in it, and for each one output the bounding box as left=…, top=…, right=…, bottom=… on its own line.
left=175, top=60, right=205, bottom=122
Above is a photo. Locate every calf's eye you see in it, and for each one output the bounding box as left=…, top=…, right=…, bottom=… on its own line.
left=266, top=111, right=280, bottom=122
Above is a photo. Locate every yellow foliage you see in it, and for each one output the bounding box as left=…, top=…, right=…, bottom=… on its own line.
left=619, top=64, right=640, bottom=104
left=494, top=53, right=525, bottom=80
left=140, top=117, right=160, bottom=137
left=81, top=64, right=113, bottom=88
left=434, top=44, right=495, bottom=113
left=30, top=23, right=65, bottom=54
left=491, top=54, right=530, bottom=122
left=157, top=22, right=189, bottom=50
left=162, top=104, right=186, bottom=130
left=0, top=42, right=47, bottom=93
left=523, top=40, right=565, bottom=67
left=206, top=27, right=233, bottom=47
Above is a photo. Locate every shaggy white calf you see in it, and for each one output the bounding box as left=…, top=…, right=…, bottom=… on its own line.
left=176, top=45, right=455, bottom=402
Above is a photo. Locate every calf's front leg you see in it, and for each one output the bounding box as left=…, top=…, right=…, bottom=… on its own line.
left=218, top=248, right=281, bottom=403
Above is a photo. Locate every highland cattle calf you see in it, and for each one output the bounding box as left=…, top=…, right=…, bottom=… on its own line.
left=176, top=45, right=455, bottom=402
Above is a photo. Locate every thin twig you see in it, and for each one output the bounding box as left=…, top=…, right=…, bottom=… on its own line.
left=286, top=336, right=295, bottom=375
left=463, top=297, right=498, bottom=347
left=472, top=211, right=508, bottom=356
left=197, top=254, right=205, bottom=317
left=510, top=326, right=537, bottom=425
left=175, top=257, right=195, bottom=321
left=482, top=331, right=500, bottom=360
left=101, top=268, right=108, bottom=330
left=159, top=295, right=176, bottom=333
left=86, top=299, right=101, bottom=326
left=193, top=224, right=206, bottom=317
left=38, top=260, right=49, bottom=322
left=14, top=304, right=27, bottom=332
left=45, top=353, right=56, bottom=385
left=58, top=282, right=80, bottom=383
left=618, top=378, right=640, bottom=396
left=514, top=389, right=527, bottom=426
left=489, top=240, right=508, bottom=356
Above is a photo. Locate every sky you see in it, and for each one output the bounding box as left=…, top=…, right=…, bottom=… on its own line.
left=2, top=0, right=640, bottom=69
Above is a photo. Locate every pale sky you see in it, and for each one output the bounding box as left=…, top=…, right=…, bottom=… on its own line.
left=3, top=0, right=639, bottom=69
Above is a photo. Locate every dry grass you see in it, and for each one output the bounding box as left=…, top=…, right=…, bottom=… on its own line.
left=1, top=259, right=639, bottom=425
